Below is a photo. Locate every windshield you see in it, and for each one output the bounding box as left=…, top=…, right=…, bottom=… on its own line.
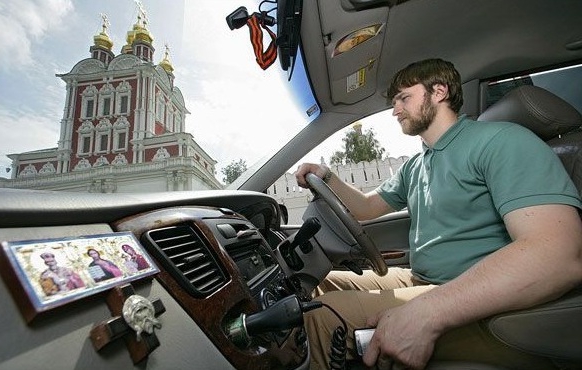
left=0, top=0, right=317, bottom=185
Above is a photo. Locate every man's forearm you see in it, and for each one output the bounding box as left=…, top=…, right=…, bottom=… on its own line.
left=326, top=172, right=392, bottom=220
left=418, top=207, right=582, bottom=334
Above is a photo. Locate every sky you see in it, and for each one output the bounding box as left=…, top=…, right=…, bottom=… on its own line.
left=0, top=0, right=420, bottom=181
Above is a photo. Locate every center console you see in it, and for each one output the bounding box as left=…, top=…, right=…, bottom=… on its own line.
left=114, top=206, right=309, bottom=370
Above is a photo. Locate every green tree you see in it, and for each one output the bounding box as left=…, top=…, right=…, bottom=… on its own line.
left=221, top=159, right=247, bottom=184
left=330, top=123, right=386, bottom=165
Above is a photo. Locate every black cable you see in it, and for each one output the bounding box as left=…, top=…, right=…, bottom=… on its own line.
left=322, top=303, right=348, bottom=370
left=259, top=0, right=277, bottom=15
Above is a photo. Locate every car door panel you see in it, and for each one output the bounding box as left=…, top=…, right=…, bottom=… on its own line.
left=362, top=210, right=411, bottom=267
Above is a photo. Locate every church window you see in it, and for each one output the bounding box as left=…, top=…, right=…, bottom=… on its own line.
left=80, top=85, right=98, bottom=119
left=166, top=106, right=174, bottom=132
left=84, top=99, right=95, bottom=118
left=112, top=116, right=129, bottom=152
left=77, top=120, right=94, bottom=156
left=115, top=81, right=131, bottom=115
left=174, top=114, right=182, bottom=132
left=136, top=45, right=143, bottom=59
left=119, top=95, right=129, bottom=114
left=97, top=132, right=109, bottom=152
left=114, top=131, right=127, bottom=151
left=80, top=135, right=92, bottom=154
left=99, top=84, right=114, bottom=117
left=102, top=97, right=112, bottom=116
left=156, top=95, right=165, bottom=122
left=95, top=119, right=111, bottom=154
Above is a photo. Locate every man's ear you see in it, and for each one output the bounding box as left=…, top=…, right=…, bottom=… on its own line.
left=432, top=83, right=449, bottom=103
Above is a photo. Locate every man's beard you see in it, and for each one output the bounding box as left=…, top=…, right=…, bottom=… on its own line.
left=401, top=93, right=437, bottom=136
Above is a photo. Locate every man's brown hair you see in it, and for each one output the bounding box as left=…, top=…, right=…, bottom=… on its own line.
left=387, top=58, right=464, bottom=113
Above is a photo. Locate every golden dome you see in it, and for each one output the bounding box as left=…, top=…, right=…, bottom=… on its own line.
left=126, top=29, right=136, bottom=45
left=121, top=29, right=136, bottom=54
left=159, top=44, right=174, bottom=73
left=94, top=14, right=113, bottom=50
left=132, top=15, right=153, bottom=44
left=94, top=31, right=113, bottom=50
left=134, top=28, right=153, bottom=44
left=121, top=5, right=154, bottom=53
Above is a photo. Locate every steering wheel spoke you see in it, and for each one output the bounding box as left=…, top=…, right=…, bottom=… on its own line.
left=306, top=173, right=387, bottom=276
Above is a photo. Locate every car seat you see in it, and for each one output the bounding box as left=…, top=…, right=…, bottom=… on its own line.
left=476, top=84, right=582, bottom=368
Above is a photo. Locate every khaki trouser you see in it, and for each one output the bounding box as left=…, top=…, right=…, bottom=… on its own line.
left=305, top=268, right=558, bottom=370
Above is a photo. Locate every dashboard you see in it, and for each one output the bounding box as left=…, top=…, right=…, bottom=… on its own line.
left=0, top=188, right=309, bottom=370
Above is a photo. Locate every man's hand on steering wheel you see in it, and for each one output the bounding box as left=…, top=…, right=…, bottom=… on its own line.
left=295, top=163, right=330, bottom=188
left=295, top=163, right=388, bottom=276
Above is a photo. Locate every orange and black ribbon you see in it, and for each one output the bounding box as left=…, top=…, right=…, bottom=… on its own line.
left=246, top=13, right=277, bottom=70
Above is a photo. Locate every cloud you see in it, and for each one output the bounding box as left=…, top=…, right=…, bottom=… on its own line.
left=182, top=65, right=300, bottom=174
left=0, top=106, right=60, bottom=155
left=0, top=0, right=74, bottom=71
left=0, top=105, right=61, bottom=179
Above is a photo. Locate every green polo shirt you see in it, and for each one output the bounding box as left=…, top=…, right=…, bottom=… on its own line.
left=376, top=116, right=581, bottom=284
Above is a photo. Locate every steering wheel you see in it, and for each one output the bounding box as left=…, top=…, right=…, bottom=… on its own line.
left=306, top=173, right=388, bottom=276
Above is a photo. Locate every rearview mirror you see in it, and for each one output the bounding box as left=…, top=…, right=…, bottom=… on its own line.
left=226, top=6, right=249, bottom=30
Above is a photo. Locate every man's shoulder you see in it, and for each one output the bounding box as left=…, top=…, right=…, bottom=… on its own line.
left=464, top=117, right=533, bottom=135
left=462, top=117, right=539, bottom=145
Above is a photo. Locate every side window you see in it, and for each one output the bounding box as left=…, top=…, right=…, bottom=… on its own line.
left=484, top=64, right=582, bottom=114
left=273, top=110, right=422, bottom=224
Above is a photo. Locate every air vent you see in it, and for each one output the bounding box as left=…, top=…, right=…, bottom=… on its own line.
left=144, top=224, right=228, bottom=298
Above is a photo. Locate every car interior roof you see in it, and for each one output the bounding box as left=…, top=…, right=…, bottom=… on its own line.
left=301, top=0, right=582, bottom=118
left=233, top=0, right=582, bottom=192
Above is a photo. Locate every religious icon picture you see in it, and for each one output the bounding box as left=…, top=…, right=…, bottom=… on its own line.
left=0, top=232, right=159, bottom=322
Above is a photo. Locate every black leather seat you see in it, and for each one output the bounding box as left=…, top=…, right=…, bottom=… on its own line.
left=478, top=84, right=582, bottom=194
left=477, top=85, right=582, bottom=367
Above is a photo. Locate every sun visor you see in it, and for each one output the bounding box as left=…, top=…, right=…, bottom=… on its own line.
left=318, top=0, right=389, bottom=104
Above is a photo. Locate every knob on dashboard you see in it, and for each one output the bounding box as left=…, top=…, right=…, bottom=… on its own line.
left=259, top=288, right=278, bottom=309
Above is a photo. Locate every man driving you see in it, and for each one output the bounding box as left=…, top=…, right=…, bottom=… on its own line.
left=295, top=58, right=582, bottom=370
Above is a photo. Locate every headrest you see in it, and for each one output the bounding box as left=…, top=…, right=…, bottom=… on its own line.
left=478, top=85, right=582, bottom=141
